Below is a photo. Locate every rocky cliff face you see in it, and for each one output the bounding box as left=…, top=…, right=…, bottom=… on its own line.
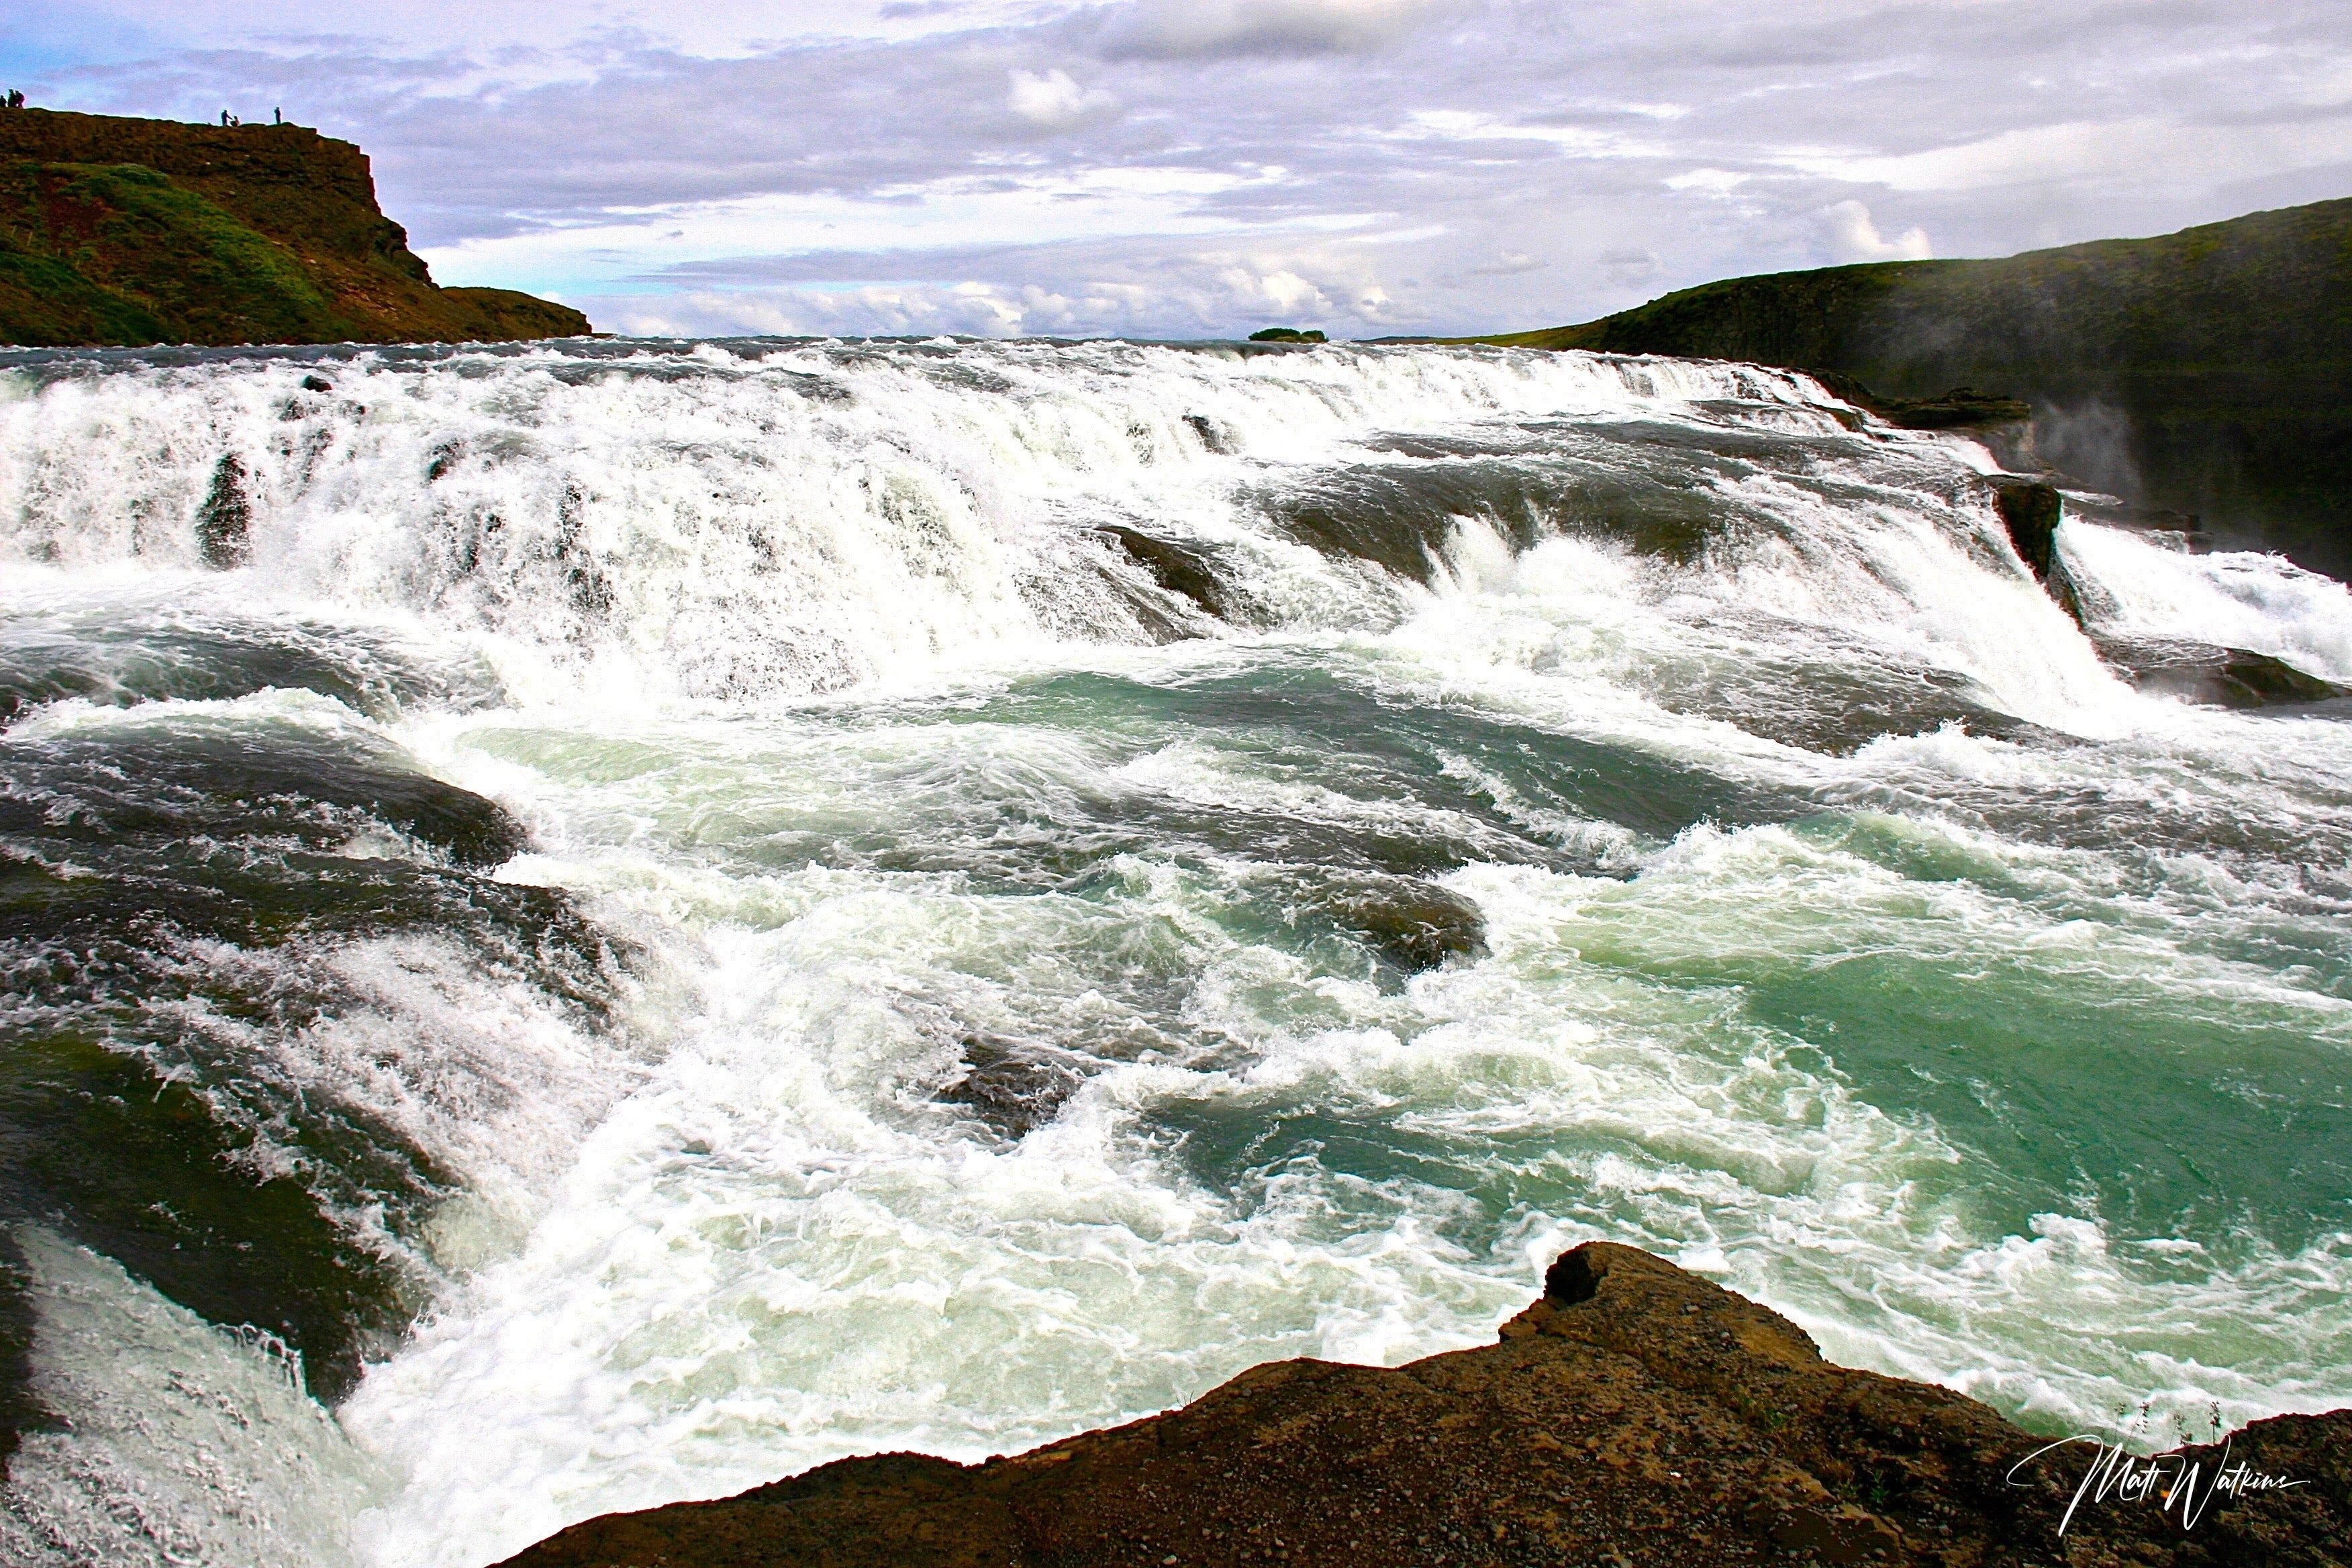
left=0, top=108, right=589, bottom=346
left=497, top=1242, right=2349, bottom=1568
left=1483, top=200, right=2352, bottom=578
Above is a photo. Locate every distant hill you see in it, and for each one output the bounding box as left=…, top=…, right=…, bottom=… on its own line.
left=0, top=108, right=589, bottom=347
left=1479, top=200, right=2352, bottom=577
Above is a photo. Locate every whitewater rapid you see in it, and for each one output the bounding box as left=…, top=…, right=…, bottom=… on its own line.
left=1, top=338, right=2347, bottom=1567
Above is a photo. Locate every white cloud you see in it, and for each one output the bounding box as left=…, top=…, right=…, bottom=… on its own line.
left=1600, top=246, right=1659, bottom=284
left=1396, top=108, right=1653, bottom=158
left=1469, top=249, right=1545, bottom=274
left=25, top=1, right=2352, bottom=339
left=570, top=231, right=1419, bottom=340
left=1006, top=66, right=1114, bottom=127
left=1255, top=267, right=1324, bottom=309
left=412, top=165, right=1297, bottom=296
left=1101, top=0, right=1452, bottom=59
left=23, top=0, right=1069, bottom=60
left=1781, top=113, right=2352, bottom=195
left=1664, top=167, right=1748, bottom=194
left=1819, top=199, right=1931, bottom=262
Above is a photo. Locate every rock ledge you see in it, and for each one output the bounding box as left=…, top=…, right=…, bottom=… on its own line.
left=497, top=1242, right=2348, bottom=1567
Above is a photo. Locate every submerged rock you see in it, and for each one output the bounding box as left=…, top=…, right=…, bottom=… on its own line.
left=2097, top=637, right=2351, bottom=708
left=1095, top=524, right=1238, bottom=622
left=936, top=1034, right=1088, bottom=1140
left=496, top=1242, right=2351, bottom=1567
left=1808, top=371, right=2033, bottom=432
left=0, top=1235, right=39, bottom=1471
left=1317, top=876, right=1486, bottom=975
left=194, top=452, right=252, bottom=569
left=1183, top=413, right=1242, bottom=454
left=1990, top=477, right=2063, bottom=583
left=0, top=716, right=616, bottom=1411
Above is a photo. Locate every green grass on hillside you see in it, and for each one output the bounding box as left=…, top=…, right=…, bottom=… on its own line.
left=0, top=110, right=591, bottom=347
left=0, top=238, right=164, bottom=344
left=1475, top=200, right=2352, bottom=573
left=0, top=162, right=345, bottom=345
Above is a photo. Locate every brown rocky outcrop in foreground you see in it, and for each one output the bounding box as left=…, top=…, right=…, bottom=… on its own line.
left=498, top=1242, right=2348, bottom=1568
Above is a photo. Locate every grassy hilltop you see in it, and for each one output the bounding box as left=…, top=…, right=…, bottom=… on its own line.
left=0, top=108, right=589, bottom=347
left=1479, top=200, right=2352, bottom=576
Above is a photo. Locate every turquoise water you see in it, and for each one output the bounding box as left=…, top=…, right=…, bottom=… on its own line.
left=0, top=338, right=2346, bottom=1565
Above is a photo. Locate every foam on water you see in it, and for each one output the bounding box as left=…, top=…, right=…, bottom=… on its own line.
left=2059, top=520, right=2352, bottom=683
left=0, top=1230, right=382, bottom=1567
left=333, top=654, right=2352, bottom=1563
left=0, top=343, right=1998, bottom=712
left=7, top=692, right=659, bottom=1247
left=2, top=339, right=2348, bottom=1568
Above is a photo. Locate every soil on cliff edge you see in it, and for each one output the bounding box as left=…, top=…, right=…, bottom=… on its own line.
left=0, top=107, right=589, bottom=346
left=498, top=1242, right=2349, bottom=1568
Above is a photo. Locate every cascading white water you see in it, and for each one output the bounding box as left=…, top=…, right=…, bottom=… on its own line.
left=1, top=341, right=2064, bottom=709
left=3, top=338, right=2348, bottom=1568
left=2059, top=517, right=2352, bottom=681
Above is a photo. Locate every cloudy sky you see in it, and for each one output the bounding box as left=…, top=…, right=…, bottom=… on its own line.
left=5, top=1, right=2347, bottom=338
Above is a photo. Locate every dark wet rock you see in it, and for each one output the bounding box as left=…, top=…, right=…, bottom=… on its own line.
left=1183, top=413, right=1240, bottom=454
left=1990, top=478, right=2063, bottom=583
left=2063, top=493, right=2206, bottom=560
left=1877, top=387, right=2032, bottom=430
left=549, top=483, right=615, bottom=626
left=936, top=1035, right=1087, bottom=1139
left=1678, top=671, right=2035, bottom=756
left=1261, top=458, right=1580, bottom=582
left=2, top=725, right=528, bottom=869
left=0, top=1232, right=46, bottom=1476
left=783, top=371, right=855, bottom=404
left=1808, top=372, right=2032, bottom=432
left=1316, top=875, right=1485, bottom=975
left=0, top=614, right=504, bottom=727
left=1525, top=453, right=1750, bottom=567
left=1095, top=525, right=1238, bottom=622
left=1289, top=423, right=1894, bottom=577
left=301, top=373, right=333, bottom=393
left=1265, top=472, right=1454, bottom=583
left=1988, top=477, right=2092, bottom=624
left=497, top=1240, right=2352, bottom=1568
left=1693, top=392, right=1871, bottom=433
left=2096, top=637, right=2351, bottom=707
left=194, top=452, right=252, bottom=569
left=924, top=362, right=1014, bottom=395
left=0, top=716, right=621, bottom=1404
left=1628, top=609, right=2045, bottom=756
left=0, top=1038, right=416, bottom=1404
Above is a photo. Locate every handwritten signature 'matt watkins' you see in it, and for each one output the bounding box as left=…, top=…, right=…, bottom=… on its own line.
left=2010, top=1434, right=2306, bottom=1537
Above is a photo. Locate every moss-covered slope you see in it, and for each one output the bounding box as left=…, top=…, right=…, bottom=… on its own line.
left=1482, top=200, right=2352, bottom=575
left=0, top=108, right=590, bottom=346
